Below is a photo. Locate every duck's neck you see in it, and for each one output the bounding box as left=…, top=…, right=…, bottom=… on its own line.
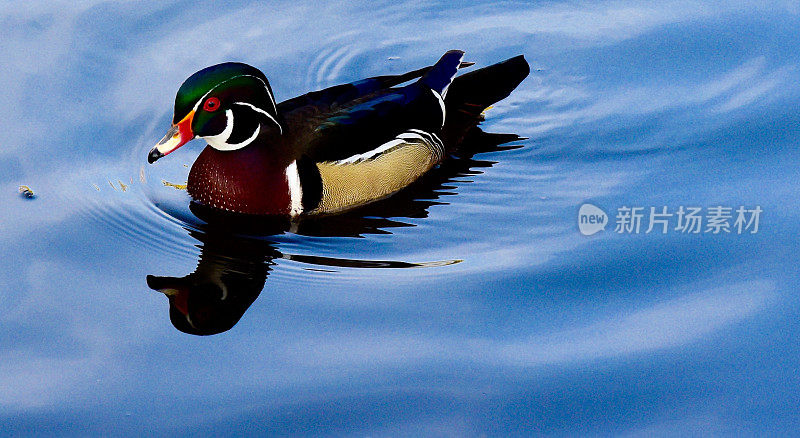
left=187, top=145, right=295, bottom=215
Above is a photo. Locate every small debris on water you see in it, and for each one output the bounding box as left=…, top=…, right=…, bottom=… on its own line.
left=118, top=180, right=128, bottom=192
left=139, top=166, right=146, bottom=183
left=387, top=56, right=400, bottom=60
left=92, top=183, right=101, bottom=191
left=162, top=180, right=187, bottom=190
left=18, top=185, right=35, bottom=199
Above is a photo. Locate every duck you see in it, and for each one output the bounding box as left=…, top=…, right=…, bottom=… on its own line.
left=146, top=228, right=275, bottom=336
left=148, top=50, right=529, bottom=216
left=147, top=126, right=526, bottom=336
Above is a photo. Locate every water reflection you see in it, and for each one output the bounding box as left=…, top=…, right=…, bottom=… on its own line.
left=147, top=228, right=275, bottom=335
left=147, top=127, right=523, bottom=335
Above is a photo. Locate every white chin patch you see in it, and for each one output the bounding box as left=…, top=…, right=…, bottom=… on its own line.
left=201, top=109, right=260, bottom=151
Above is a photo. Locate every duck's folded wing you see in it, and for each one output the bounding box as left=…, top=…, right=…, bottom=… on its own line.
left=307, top=129, right=445, bottom=214
left=280, top=83, right=446, bottom=164
left=277, top=60, right=473, bottom=115
left=282, top=51, right=467, bottom=163
left=277, top=70, right=424, bottom=116
left=304, top=83, right=448, bottom=162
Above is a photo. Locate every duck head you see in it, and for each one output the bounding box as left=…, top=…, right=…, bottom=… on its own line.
left=148, top=62, right=282, bottom=163
left=146, top=270, right=267, bottom=336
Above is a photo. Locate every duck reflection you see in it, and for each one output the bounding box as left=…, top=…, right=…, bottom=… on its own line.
left=147, top=128, right=524, bottom=335
left=146, top=229, right=276, bottom=336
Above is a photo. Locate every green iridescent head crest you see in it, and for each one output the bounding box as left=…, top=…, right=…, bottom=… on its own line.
left=173, top=62, right=276, bottom=124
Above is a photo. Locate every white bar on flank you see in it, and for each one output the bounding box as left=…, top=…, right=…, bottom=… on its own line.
left=286, top=160, right=303, bottom=216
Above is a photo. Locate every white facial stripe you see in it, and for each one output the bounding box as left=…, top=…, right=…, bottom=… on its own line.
left=246, top=74, right=278, bottom=114
left=226, top=124, right=260, bottom=150
left=231, top=74, right=277, bottom=114
left=187, top=72, right=280, bottom=152
left=202, top=109, right=262, bottom=151
left=202, top=109, right=234, bottom=148
left=285, top=160, right=303, bottom=216
left=234, top=101, right=282, bottom=134
left=194, top=73, right=277, bottom=114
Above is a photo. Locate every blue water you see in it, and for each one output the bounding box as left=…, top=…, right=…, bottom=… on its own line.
left=3, top=0, right=800, bottom=435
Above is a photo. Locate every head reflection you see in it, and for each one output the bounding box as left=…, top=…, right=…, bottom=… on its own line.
left=146, top=128, right=524, bottom=335
left=147, top=227, right=278, bottom=336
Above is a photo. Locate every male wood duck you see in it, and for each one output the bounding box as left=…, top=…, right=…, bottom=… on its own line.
left=148, top=50, right=529, bottom=216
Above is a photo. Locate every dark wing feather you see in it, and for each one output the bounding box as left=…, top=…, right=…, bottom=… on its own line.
left=276, top=59, right=473, bottom=115
left=277, top=66, right=431, bottom=116
left=282, top=52, right=470, bottom=163
left=301, top=83, right=445, bottom=162
left=276, top=69, right=435, bottom=162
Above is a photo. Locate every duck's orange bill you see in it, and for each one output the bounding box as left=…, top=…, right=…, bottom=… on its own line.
left=148, top=110, right=195, bottom=164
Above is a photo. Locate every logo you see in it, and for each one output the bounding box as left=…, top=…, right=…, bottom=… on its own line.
left=577, top=203, right=761, bottom=235
left=578, top=203, right=608, bottom=235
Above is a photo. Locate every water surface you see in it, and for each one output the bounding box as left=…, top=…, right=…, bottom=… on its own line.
left=2, top=0, right=800, bottom=435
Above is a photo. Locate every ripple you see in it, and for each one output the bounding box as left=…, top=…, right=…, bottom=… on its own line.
left=78, top=180, right=199, bottom=262
left=305, top=39, right=362, bottom=90
left=65, top=38, right=545, bottom=323
left=79, top=131, right=475, bottom=275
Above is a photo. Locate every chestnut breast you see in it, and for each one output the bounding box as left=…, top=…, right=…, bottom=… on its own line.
left=187, top=146, right=291, bottom=215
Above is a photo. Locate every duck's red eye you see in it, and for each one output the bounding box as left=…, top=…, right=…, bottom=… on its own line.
left=203, top=97, right=221, bottom=112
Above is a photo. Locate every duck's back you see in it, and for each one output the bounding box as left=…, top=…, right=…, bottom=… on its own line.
left=284, top=51, right=530, bottom=215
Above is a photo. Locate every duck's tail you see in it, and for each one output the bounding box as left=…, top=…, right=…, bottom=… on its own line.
left=418, top=50, right=465, bottom=97
left=442, top=54, right=530, bottom=146
left=446, top=54, right=530, bottom=118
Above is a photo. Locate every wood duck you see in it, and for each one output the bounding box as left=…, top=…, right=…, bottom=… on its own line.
left=146, top=128, right=528, bottom=336
left=148, top=50, right=529, bottom=216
